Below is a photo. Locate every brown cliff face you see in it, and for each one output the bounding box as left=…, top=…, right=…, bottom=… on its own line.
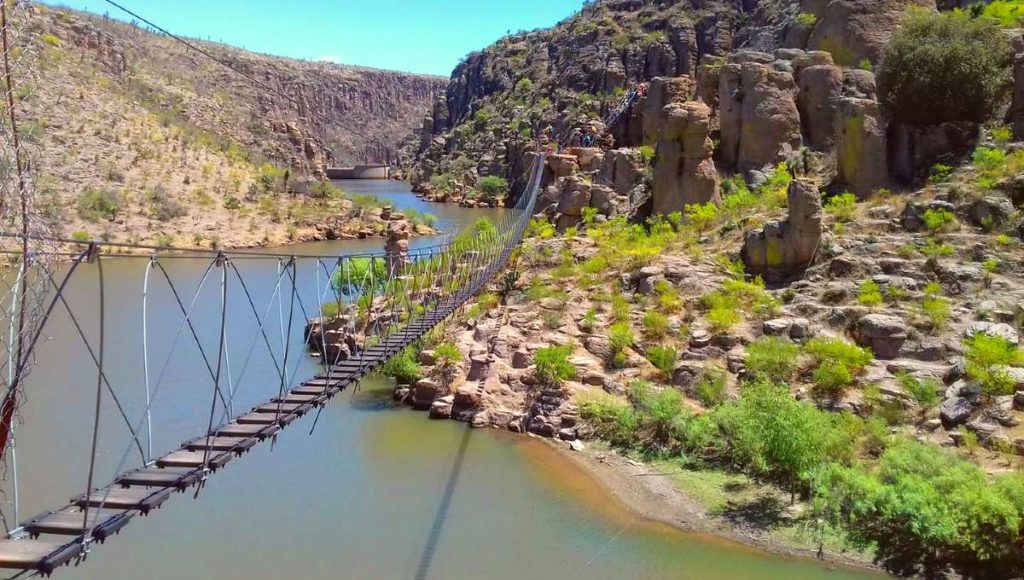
left=38, top=4, right=445, bottom=176
left=18, top=3, right=444, bottom=246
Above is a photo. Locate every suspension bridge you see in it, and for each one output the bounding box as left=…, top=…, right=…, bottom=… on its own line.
left=0, top=155, right=544, bottom=576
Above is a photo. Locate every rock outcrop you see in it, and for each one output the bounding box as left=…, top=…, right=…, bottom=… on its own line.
left=741, top=179, right=823, bottom=282
left=652, top=102, right=719, bottom=213
left=803, top=0, right=937, bottom=67
left=719, top=54, right=803, bottom=174
left=834, top=98, right=889, bottom=197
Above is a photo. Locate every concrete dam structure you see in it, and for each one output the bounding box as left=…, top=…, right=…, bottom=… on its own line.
left=326, top=165, right=390, bottom=180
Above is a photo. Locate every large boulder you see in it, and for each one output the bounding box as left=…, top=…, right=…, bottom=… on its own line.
left=719, top=60, right=802, bottom=173
left=805, top=0, right=937, bottom=67
left=596, top=149, right=644, bottom=196
left=643, top=76, right=695, bottom=143
left=652, top=101, right=719, bottom=214
left=795, top=62, right=844, bottom=150
left=834, top=97, right=889, bottom=198
left=940, top=396, right=975, bottom=428
left=854, top=313, right=907, bottom=359
left=741, top=179, right=823, bottom=282
left=555, top=176, right=592, bottom=217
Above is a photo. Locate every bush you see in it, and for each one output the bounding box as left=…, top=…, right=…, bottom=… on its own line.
left=628, top=381, right=690, bottom=451
left=609, top=322, right=635, bottom=353
left=70, top=230, right=91, bottom=242
left=77, top=188, right=122, bottom=221
left=857, top=279, right=884, bottom=307
left=918, top=282, right=951, bottom=329
left=695, top=369, right=728, bottom=408
left=645, top=345, right=677, bottom=376
left=579, top=392, right=640, bottom=448
left=380, top=347, right=422, bottom=384
left=535, top=345, right=576, bottom=386
left=477, top=175, right=508, bottom=203
left=804, top=337, right=873, bottom=398
left=744, top=336, right=800, bottom=383
left=816, top=439, right=1024, bottom=577
left=824, top=193, right=857, bottom=223
left=877, top=10, right=1012, bottom=126
left=963, top=332, right=1024, bottom=396
left=641, top=311, right=669, bottom=338
left=896, top=372, right=941, bottom=414
left=922, top=208, right=957, bottom=232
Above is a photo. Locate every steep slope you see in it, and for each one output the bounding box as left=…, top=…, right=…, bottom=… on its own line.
left=410, top=0, right=799, bottom=197
left=19, top=3, right=445, bottom=246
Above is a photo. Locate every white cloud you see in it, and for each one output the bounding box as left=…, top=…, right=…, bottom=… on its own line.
left=316, top=55, right=344, bottom=64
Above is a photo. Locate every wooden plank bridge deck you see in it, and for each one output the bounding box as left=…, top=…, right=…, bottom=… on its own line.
left=0, top=249, right=510, bottom=576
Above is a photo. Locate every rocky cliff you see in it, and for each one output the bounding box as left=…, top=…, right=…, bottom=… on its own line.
left=19, top=3, right=445, bottom=246
left=409, top=0, right=979, bottom=211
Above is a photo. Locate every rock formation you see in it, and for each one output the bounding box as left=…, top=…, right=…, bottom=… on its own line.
left=652, top=102, right=719, bottom=214
left=741, top=179, right=823, bottom=282
left=384, top=214, right=412, bottom=276
left=834, top=98, right=889, bottom=197
left=803, top=0, right=937, bottom=67
left=719, top=53, right=803, bottom=174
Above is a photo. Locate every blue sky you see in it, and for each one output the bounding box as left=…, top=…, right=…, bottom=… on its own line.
left=41, top=0, right=586, bottom=76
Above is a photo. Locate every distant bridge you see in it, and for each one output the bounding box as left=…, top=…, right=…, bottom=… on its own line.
left=326, top=165, right=391, bottom=180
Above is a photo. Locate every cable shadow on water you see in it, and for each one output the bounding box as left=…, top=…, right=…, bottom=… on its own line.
left=414, top=425, right=474, bottom=580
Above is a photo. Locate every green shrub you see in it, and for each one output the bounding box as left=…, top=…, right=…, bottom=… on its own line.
left=535, top=345, right=576, bottom=386
left=628, top=380, right=690, bottom=451
left=684, top=202, right=719, bottom=232
left=877, top=10, right=1012, bottom=126
left=642, top=311, right=669, bottom=338
left=963, top=332, right=1024, bottom=396
left=609, top=321, right=635, bottom=357
left=804, top=337, right=873, bottom=397
left=525, top=218, right=556, bottom=239
left=922, top=208, right=957, bottom=232
left=980, top=0, right=1024, bottom=27
left=637, top=145, right=655, bottom=164
left=745, top=336, right=801, bottom=383
left=579, top=391, right=640, bottom=447
left=477, top=175, right=508, bottom=203
left=816, top=439, right=1024, bottom=577
left=918, top=282, right=950, bottom=329
left=824, top=192, right=857, bottom=223
left=580, top=308, right=598, bottom=332
left=857, top=279, right=884, bottom=307
left=896, top=372, right=941, bottom=413
left=695, top=369, right=728, bottom=408
left=77, top=188, right=122, bottom=221
left=70, top=230, right=91, bottom=242
left=928, top=164, right=953, bottom=183
left=645, top=345, right=677, bottom=375
left=380, top=347, right=422, bottom=384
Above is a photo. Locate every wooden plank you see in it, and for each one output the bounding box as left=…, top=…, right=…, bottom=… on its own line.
left=24, top=507, right=133, bottom=540
left=235, top=412, right=297, bottom=426
left=184, top=436, right=257, bottom=453
left=0, top=539, right=82, bottom=572
left=117, top=466, right=200, bottom=490
left=292, top=385, right=338, bottom=396
left=254, top=402, right=309, bottom=415
left=215, top=422, right=279, bottom=439
left=73, top=486, right=170, bottom=514
left=271, top=393, right=321, bottom=404
left=156, top=449, right=232, bottom=470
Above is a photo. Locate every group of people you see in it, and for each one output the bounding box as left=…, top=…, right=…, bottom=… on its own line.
left=532, top=83, right=648, bottom=155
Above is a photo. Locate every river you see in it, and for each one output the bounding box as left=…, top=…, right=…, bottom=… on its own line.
left=3, top=180, right=877, bottom=579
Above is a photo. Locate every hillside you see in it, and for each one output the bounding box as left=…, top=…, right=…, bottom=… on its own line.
left=19, top=3, right=445, bottom=247
left=384, top=0, right=1024, bottom=576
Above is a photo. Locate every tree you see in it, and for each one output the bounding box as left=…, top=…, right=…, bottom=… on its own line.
left=877, top=10, right=1012, bottom=126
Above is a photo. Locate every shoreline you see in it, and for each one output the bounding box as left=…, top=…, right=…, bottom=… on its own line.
left=514, top=432, right=884, bottom=576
